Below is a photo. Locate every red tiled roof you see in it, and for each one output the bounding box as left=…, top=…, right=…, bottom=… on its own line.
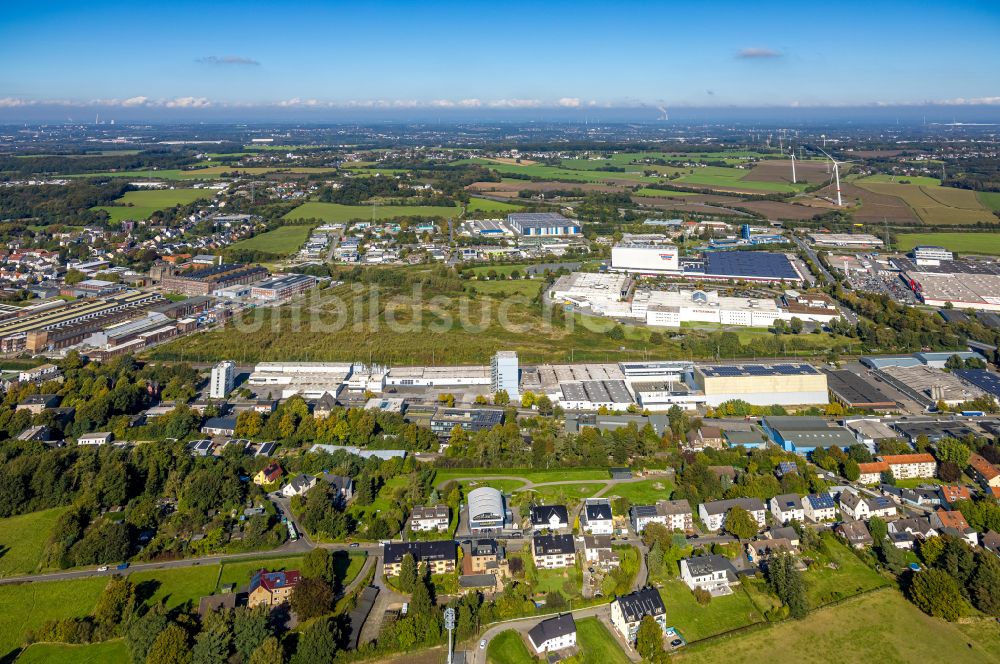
left=881, top=453, right=936, bottom=465
left=969, top=453, right=1000, bottom=480
left=858, top=461, right=889, bottom=474
left=935, top=509, right=971, bottom=531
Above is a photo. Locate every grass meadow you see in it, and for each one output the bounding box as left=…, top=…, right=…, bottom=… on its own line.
left=0, top=507, right=68, bottom=577
left=92, top=188, right=212, bottom=222
left=227, top=224, right=315, bottom=256
left=895, top=232, right=1000, bottom=256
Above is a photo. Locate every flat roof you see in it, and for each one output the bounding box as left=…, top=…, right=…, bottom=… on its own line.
left=955, top=369, right=1000, bottom=399
left=699, top=363, right=820, bottom=378
left=824, top=370, right=897, bottom=408
left=703, top=251, right=800, bottom=280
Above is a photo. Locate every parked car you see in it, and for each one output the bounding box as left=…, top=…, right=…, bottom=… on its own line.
left=480, top=639, right=488, bottom=650
left=97, top=565, right=109, bottom=572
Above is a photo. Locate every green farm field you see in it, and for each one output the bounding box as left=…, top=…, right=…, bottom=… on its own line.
left=466, top=197, right=525, bottom=212
left=92, top=188, right=212, bottom=222
left=0, top=577, right=108, bottom=660
left=284, top=202, right=460, bottom=222
left=0, top=507, right=67, bottom=577
left=856, top=181, right=994, bottom=225
left=16, top=639, right=128, bottom=664
left=465, top=280, right=543, bottom=297
left=857, top=174, right=942, bottom=186
left=457, top=158, right=660, bottom=184
left=675, top=166, right=806, bottom=193
left=675, top=589, right=999, bottom=664
left=633, top=188, right=703, bottom=198
left=895, top=232, right=1000, bottom=256
left=977, top=191, right=1000, bottom=212
left=227, top=224, right=315, bottom=256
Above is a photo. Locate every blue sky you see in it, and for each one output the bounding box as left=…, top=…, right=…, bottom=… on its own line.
left=1, top=0, right=999, bottom=116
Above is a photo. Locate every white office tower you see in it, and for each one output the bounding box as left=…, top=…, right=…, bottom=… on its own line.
left=210, top=361, right=236, bottom=399
left=491, top=351, right=520, bottom=398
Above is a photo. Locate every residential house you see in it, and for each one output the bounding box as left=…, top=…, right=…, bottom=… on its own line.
left=532, top=534, right=576, bottom=569
left=320, top=473, right=354, bottom=506
left=835, top=520, right=873, bottom=548
left=253, top=462, right=283, bottom=486
left=16, top=394, right=60, bottom=414
left=769, top=493, right=804, bottom=524
left=746, top=538, right=797, bottom=565
left=679, top=555, right=740, bottom=594
left=775, top=461, right=799, bottom=478
left=968, top=452, right=1000, bottom=490
left=887, top=517, right=937, bottom=549
left=78, top=431, right=113, bottom=446
left=631, top=499, right=693, bottom=533
left=838, top=490, right=895, bottom=520
left=383, top=541, right=457, bottom=576
left=930, top=509, right=978, bottom=547
left=530, top=505, right=569, bottom=531
left=281, top=474, right=317, bottom=497
left=527, top=614, right=577, bottom=654
left=803, top=493, right=837, bottom=522
left=939, top=485, right=971, bottom=509
left=882, top=453, right=937, bottom=480
left=582, top=535, right=620, bottom=570
left=582, top=499, right=614, bottom=535
left=698, top=498, right=766, bottom=533
left=248, top=569, right=301, bottom=607
left=610, top=588, right=667, bottom=646
left=201, top=416, right=237, bottom=437
left=312, top=392, right=338, bottom=419
left=198, top=593, right=237, bottom=617
left=410, top=505, right=450, bottom=532
left=857, top=461, right=889, bottom=485
left=687, top=425, right=724, bottom=450
left=467, top=539, right=500, bottom=574
left=982, top=530, right=1000, bottom=557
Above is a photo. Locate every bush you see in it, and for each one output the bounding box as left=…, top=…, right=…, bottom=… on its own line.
left=693, top=587, right=712, bottom=605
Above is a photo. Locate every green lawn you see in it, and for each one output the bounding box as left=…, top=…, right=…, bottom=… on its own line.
left=216, top=555, right=304, bottom=592
left=486, top=629, right=534, bottom=664
left=576, top=617, right=631, bottom=664
left=674, top=589, right=999, bottom=664
left=128, top=565, right=220, bottom=610
left=520, top=483, right=605, bottom=505
left=466, top=280, right=543, bottom=297
left=802, top=534, right=889, bottom=608
left=659, top=580, right=764, bottom=642
left=603, top=478, right=675, bottom=505
left=0, top=507, right=68, bottom=577
left=0, top=577, right=107, bottom=660
left=455, top=479, right=527, bottom=493
left=533, top=564, right=583, bottom=599
left=895, top=232, right=1000, bottom=256
left=16, top=639, right=128, bottom=664
left=284, top=202, right=460, bottom=222
left=467, top=197, right=525, bottom=212
left=227, top=224, right=315, bottom=256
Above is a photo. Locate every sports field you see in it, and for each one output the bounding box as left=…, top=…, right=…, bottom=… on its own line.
left=895, top=232, right=1000, bottom=256
left=284, top=202, right=461, bottom=222
left=856, top=182, right=995, bottom=225
left=0, top=506, right=67, bottom=577
left=92, top=188, right=212, bottom=222
left=675, top=589, right=999, bottom=664
left=227, top=224, right=315, bottom=256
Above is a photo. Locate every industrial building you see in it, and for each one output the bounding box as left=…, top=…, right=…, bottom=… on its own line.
left=692, top=363, right=828, bottom=407
left=806, top=232, right=884, bottom=248
left=429, top=407, right=505, bottom=436
left=0, top=290, right=166, bottom=353
left=548, top=272, right=632, bottom=312
left=954, top=369, right=1000, bottom=400
left=610, top=235, right=680, bottom=274
left=250, top=273, right=317, bottom=301
left=824, top=370, right=898, bottom=410
left=248, top=362, right=353, bottom=399
left=467, top=487, right=508, bottom=535
left=874, top=365, right=985, bottom=408
left=386, top=365, right=491, bottom=387
left=506, top=212, right=581, bottom=236
left=761, top=416, right=858, bottom=455
left=683, top=251, right=803, bottom=283
left=159, top=263, right=268, bottom=296
left=491, top=351, right=520, bottom=398
left=895, top=255, right=1000, bottom=311
left=558, top=380, right=633, bottom=411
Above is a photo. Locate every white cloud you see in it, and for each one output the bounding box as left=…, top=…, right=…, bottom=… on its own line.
left=935, top=96, right=1000, bottom=106
left=164, top=96, right=212, bottom=108
left=557, top=97, right=581, bottom=108
left=121, top=96, right=149, bottom=107
left=458, top=98, right=482, bottom=107
left=487, top=98, right=543, bottom=108
left=0, top=97, right=37, bottom=107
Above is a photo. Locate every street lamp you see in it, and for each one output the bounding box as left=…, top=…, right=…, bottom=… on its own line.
left=444, top=607, right=456, bottom=664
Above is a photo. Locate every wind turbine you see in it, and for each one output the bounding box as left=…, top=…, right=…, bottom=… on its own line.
left=818, top=148, right=852, bottom=207
left=789, top=148, right=797, bottom=184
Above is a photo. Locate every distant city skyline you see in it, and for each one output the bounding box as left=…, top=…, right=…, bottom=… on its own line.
left=2, top=0, right=999, bottom=121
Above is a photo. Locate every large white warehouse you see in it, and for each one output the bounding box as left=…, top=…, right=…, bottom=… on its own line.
left=611, top=236, right=680, bottom=274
